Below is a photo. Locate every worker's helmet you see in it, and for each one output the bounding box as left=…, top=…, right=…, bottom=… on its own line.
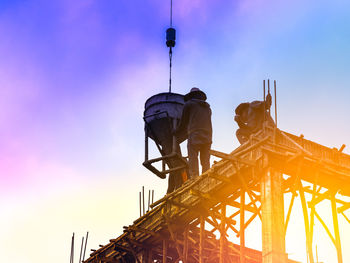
left=184, top=87, right=207, bottom=101
left=235, top=103, right=249, bottom=115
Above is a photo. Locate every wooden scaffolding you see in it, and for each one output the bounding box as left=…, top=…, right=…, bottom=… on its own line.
left=84, top=127, right=350, bottom=263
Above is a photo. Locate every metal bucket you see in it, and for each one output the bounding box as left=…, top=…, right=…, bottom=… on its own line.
left=144, top=92, right=186, bottom=145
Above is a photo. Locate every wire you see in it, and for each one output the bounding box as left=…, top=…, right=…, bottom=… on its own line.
left=169, top=0, right=173, bottom=92
left=170, top=0, right=173, bottom=27
left=169, top=48, right=172, bottom=92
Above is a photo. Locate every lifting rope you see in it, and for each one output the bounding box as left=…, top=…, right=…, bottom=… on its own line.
left=166, top=0, right=176, bottom=93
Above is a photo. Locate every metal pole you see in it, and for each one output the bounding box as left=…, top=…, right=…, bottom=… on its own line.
left=148, top=189, right=151, bottom=212
left=152, top=190, right=154, bottom=204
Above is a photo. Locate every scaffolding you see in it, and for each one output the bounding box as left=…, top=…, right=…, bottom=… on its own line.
left=84, top=127, right=350, bottom=263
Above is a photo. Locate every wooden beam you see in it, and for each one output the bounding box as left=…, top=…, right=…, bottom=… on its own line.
left=240, top=190, right=246, bottom=263
left=162, top=239, right=168, bottom=263
left=261, top=167, right=286, bottom=263
left=314, top=210, right=336, bottom=245
left=183, top=226, right=189, bottom=262
left=124, top=225, right=163, bottom=239
left=331, top=194, right=343, bottom=263
left=210, top=149, right=256, bottom=166
left=219, top=204, right=226, bottom=263
left=298, top=181, right=314, bottom=263
left=164, top=216, right=184, bottom=262
left=199, top=216, right=204, bottom=263
left=337, top=202, right=350, bottom=213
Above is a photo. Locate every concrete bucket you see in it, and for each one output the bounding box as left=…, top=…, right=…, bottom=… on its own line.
left=143, top=92, right=187, bottom=178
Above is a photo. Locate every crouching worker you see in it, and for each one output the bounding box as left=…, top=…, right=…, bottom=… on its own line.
left=234, top=93, right=275, bottom=144
left=175, top=88, right=212, bottom=178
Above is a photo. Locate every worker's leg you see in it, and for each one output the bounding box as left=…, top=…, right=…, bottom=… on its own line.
left=187, top=142, right=200, bottom=179
left=199, top=143, right=211, bottom=174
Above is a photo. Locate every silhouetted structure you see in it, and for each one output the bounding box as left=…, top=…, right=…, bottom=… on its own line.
left=84, top=126, right=350, bottom=263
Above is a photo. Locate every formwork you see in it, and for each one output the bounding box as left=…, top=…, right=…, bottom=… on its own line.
left=84, top=127, right=350, bottom=263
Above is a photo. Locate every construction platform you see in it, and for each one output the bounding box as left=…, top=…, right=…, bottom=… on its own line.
left=84, top=127, right=350, bottom=263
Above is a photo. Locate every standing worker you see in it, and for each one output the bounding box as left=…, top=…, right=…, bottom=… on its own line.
left=175, top=88, right=212, bottom=178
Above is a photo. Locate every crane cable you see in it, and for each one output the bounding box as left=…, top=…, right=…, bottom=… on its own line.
left=168, top=0, right=174, bottom=93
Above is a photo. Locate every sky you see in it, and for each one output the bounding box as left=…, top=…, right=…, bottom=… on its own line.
left=1, top=0, right=350, bottom=262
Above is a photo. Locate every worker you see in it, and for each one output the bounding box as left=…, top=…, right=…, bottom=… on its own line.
left=234, top=93, right=274, bottom=144
left=175, top=87, right=212, bottom=178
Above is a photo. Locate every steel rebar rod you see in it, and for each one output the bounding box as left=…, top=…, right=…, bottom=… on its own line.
left=82, top=232, right=89, bottom=262
left=79, top=237, right=84, bottom=263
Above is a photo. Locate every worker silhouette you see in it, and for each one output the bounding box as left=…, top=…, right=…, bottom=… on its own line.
left=234, top=93, right=275, bottom=144
left=175, top=88, right=212, bottom=178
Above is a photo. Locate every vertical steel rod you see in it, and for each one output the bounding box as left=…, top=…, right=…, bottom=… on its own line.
left=70, top=233, right=73, bottom=263
left=139, top=192, right=142, bottom=217
left=72, top=233, right=75, bottom=263
left=148, top=190, right=151, bottom=212
left=142, top=186, right=145, bottom=216
left=79, top=237, right=84, bottom=263
left=152, top=190, right=154, bottom=204
left=263, top=80, right=266, bottom=123
left=82, top=232, right=89, bottom=262
left=274, top=80, right=277, bottom=127
left=331, top=193, right=343, bottom=263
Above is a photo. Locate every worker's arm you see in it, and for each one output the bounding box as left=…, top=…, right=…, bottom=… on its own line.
left=234, top=115, right=248, bottom=129
left=174, top=103, right=190, bottom=136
